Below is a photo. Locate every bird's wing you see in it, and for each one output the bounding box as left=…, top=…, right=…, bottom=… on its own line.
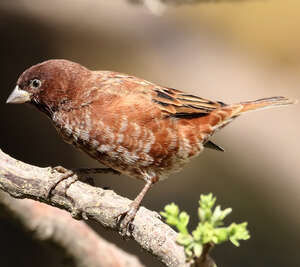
left=95, top=72, right=226, bottom=119
left=203, top=140, right=225, bottom=152
left=151, top=87, right=227, bottom=119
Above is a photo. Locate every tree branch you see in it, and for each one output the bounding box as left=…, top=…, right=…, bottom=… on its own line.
left=0, top=148, right=189, bottom=267
left=0, top=191, right=145, bottom=267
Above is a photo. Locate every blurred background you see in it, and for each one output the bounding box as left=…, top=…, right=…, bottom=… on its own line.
left=0, top=0, right=299, bottom=266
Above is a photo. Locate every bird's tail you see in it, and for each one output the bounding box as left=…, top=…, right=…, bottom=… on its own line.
left=236, top=96, right=297, bottom=114
left=210, top=96, right=297, bottom=131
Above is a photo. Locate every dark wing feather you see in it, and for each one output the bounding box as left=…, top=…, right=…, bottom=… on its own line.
left=152, top=87, right=226, bottom=119
left=204, top=140, right=225, bottom=152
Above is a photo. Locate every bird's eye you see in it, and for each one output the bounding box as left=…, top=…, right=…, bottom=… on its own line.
left=30, top=79, right=42, bottom=89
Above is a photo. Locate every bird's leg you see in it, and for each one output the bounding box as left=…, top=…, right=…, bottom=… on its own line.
left=118, top=177, right=156, bottom=236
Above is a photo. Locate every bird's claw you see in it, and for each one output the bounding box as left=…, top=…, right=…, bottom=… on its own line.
left=116, top=205, right=138, bottom=237
left=53, top=165, right=71, bottom=174
left=45, top=166, right=76, bottom=199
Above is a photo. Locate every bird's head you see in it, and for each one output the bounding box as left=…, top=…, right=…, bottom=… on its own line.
left=7, top=59, right=90, bottom=116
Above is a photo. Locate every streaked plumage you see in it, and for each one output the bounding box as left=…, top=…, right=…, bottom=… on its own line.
left=7, top=59, right=296, bottom=234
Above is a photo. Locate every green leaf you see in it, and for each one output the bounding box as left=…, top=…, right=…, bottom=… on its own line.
left=160, top=193, right=251, bottom=260
left=179, top=211, right=190, bottom=226
left=160, top=211, right=167, bottom=218
left=211, top=206, right=232, bottom=227
left=192, top=224, right=202, bottom=241
left=198, top=208, right=206, bottom=222
left=214, top=228, right=229, bottom=244
left=185, top=244, right=194, bottom=258
left=176, top=211, right=190, bottom=234
left=201, top=223, right=215, bottom=244
left=193, top=243, right=203, bottom=257
left=200, top=193, right=216, bottom=210
left=177, top=233, right=193, bottom=246
left=220, top=208, right=232, bottom=221
left=228, top=222, right=250, bottom=246
left=165, top=216, right=178, bottom=226
left=164, top=203, right=179, bottom=216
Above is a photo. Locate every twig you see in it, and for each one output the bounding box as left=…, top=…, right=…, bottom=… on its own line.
left=0, top=191, right=145, bottom=267
left=0, top=148, right=189, bottom=267
left=193, top=243, right=216, bottom=267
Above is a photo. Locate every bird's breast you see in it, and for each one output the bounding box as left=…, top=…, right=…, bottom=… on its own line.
left=52, top=109, right=205, bottom=181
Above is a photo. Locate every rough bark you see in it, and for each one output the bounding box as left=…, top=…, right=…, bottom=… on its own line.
left=0, top=148, right=189, bottom=267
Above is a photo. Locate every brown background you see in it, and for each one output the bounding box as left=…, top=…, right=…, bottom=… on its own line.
left=0, top=1, right=299, bottom=266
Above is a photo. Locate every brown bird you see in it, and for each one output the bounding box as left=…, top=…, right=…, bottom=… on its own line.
left=6, top=59, right=296, bottom=234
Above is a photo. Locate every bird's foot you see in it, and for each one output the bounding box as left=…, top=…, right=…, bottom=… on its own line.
left=49, top=167, right=90, bottom=220
left=116, top=203, right=139, bottom=237
left=116, top=179, right=154, bottom=237
left=45, top=166, right=76, bottom=199
left=46, top=166, right=119, bottom=199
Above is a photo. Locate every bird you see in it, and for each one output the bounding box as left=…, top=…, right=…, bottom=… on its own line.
left=6, top=59, right=296, bottom=235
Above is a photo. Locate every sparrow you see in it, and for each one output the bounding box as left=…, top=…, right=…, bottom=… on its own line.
left=6, top=59, right=296, bottom=234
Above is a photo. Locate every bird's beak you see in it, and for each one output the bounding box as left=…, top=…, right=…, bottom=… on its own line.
left=6, top=85, right=31, bottom=104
